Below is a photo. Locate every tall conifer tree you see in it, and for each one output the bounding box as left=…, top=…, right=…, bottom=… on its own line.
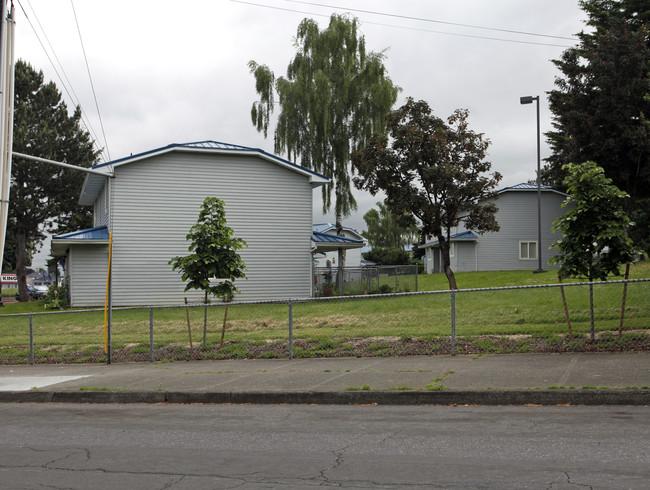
left=545, top=0, right=650, bottom=251
left=9, top=60, right=99, bottom=300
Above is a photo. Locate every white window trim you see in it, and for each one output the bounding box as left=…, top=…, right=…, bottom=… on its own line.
left=519, top=240, right=538, bottom=260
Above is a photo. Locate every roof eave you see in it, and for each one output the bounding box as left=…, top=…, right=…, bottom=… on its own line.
left=311, top=241, right=365, bottom=253
left=51, top=239, right=109, bottom=256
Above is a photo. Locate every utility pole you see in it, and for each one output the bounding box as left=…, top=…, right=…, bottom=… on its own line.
left=0, top=2, right=15, bottom=306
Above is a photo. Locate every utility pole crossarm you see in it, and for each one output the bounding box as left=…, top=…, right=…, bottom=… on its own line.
left=12, top=151, right=115, bottom=177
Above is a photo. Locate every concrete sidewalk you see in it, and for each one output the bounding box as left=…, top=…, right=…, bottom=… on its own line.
left=0, top=352, right=648, bottom=405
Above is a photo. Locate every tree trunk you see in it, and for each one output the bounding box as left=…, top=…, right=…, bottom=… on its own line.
left=440, top=239, right=457, bottom=290
left=15, top=228, right=30, bottom=302
left=336, top=218, right=345, bottom=295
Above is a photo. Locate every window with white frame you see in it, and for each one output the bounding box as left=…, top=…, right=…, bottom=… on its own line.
left=519, top=241, right=537, bottom=260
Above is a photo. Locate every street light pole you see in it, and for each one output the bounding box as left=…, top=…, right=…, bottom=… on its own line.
left=520, top=95, right=544, bottom=273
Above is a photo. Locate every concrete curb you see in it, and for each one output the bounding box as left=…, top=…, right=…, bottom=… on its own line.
left=0, top=389, right=648, bottom=405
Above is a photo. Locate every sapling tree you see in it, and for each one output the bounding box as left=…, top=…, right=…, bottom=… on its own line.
left=549, top=161, right=637, bottom=339
left=169, top=197, right=247, bottom=346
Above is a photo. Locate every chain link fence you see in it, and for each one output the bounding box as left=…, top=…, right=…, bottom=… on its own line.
left=1, top=279, right=648, bottom=364
left=313, top=265, right=421, bottom=296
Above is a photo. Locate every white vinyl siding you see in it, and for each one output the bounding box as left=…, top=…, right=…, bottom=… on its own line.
left=93, top=183, right=110, bottom=227
left=105, top=152, right=313, bottom=305
left=68, top=244, right=109, bottom=307
left=473, top=191, right=567, bottom=271
left=421, top=190, right=568, bottom=273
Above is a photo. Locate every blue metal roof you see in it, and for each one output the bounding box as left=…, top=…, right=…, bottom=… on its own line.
left=93, top=140, right=328, bottom=181
left=53, top=226, right=109, bottom=241
left=311, top=231, right=364, bottom=245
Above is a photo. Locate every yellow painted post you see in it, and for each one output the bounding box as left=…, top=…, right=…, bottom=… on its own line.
left=104, top=232, right=112, bottom=353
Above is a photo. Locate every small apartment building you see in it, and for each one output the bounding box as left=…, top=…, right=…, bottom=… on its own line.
left=52, top=141, right=329, bottom=307
left=420, top=184, right=569, bottom=273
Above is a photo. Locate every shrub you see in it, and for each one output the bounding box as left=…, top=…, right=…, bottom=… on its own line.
left=41, top=283, right=69, bottom=310
left=362, top=248, right=412, bottom=266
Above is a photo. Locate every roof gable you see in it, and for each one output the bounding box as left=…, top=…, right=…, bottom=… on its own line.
left=79, top=140, right=329, bottom=205
left=498, top=183, right=567, bottom=196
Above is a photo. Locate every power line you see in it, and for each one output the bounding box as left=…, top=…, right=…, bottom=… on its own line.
left=284, top=0, right=578, bottom=41
left=70, top=0, right=111, bottom=161
left=16, top=0, right=107, bottom=162
left=230, top=0, right=576, bottom=48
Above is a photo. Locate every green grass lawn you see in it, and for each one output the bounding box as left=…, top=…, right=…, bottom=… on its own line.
left=1, top=263, right=649, bottom=354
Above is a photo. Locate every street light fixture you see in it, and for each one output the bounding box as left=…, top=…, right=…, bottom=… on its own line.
left=520, top=95, right=544, bottom=273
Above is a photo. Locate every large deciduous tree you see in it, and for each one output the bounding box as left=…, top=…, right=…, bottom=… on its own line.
left=9, top=60, right=99, bottom=301
left=352, top=98, right=501, bottom=290
left=544, top=0, right=650, bottom=252
left=549, top=161, right=637, bottom=339
left=248, top=13, right=399, bottom=284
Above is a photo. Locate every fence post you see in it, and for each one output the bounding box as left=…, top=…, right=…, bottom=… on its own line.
left=394, top=266, right=398, bottom=291
left=288, top=299, right=294, bottom=359
left=451, top=290, right=456, bottom=356
left=415, top=264, right=418, bottom=292
left=589, top=282, right=595, bottom=341
left=149, top=307, right=154, bottom=362
left=29, top=314, right=34, bottom=365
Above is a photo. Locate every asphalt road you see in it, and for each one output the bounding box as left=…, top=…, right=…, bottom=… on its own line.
left=1, top=404, right=648, bottom=489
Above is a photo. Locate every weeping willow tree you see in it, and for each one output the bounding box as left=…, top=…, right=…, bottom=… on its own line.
left=249, top=14, right=399, bottom=291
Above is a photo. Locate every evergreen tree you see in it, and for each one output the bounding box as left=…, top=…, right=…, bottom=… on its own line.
left=9, top=60, right=99, bottom=300
left=545, top=0, right=650, bottom=251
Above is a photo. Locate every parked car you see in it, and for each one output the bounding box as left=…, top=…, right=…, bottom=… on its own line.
left=15, top=282, right=50, bottom=301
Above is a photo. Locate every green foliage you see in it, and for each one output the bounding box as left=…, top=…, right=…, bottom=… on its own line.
left=362, top=247, right=411, bottom=266
left=169, top=197, right=247, bottom=301
left=550, top=162, right=637, bottom=280
left=352, top=98, right=502, bottom=290
left=41, top=283, right=69, bottom=310
left=362, top=201, right=418, bottom=250
left=376, top=284, right=394, bottom=295
left=544, top=0, right=650, bottom=251
left=249, top=14, right=399, bottom=225
left=9, top=60, right=99, bottom=301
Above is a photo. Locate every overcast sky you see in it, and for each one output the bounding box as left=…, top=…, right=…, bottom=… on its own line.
left=14, top=0, right=587, bottom=266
